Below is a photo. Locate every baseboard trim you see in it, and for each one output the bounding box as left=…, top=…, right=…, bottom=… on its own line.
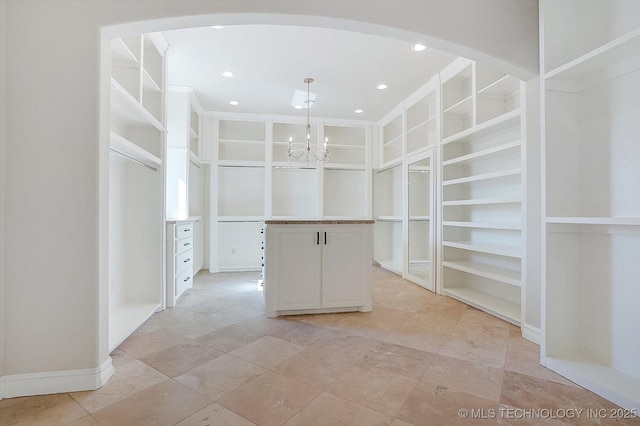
left=521, top=323, right=541, bottom=345
left=0, top=357, right=113, bottom=399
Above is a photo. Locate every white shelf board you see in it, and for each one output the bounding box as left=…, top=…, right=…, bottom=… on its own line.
left=442, top=108, right=520, bottom=146
left=383, top=135, right=402, bottom=147
left=109, top=302, right=161, bottom=352
left=324, top=164, right=367, bottom=171
left=407, top=116, right=436, bottom=135
left=545, top=29, right=640, bottom=84
left=443, top=95, right=473, bottom=117
left=326, top=143, right=366, bottom=150
left=443, top=240, right=522, bottom=258
left=477, top=75, right=520, bottom=97
left=110, top=131, right=162, bottom=167
left=218, top=160, right=266, bottom=168
left=444, top=286, right=520, bottom=325
left=546, top=217, right=640, bottom=226
left=111, top=78, right=163, bottom=131
left=272, top=162, right=319, bottom=170
left=442, top=168, right=521, bottom=186
left=376, top=216, right=403, bottom=222
left=376, top=260, right=403, bottom=275
left=443, top=197, right=521, bottom=206
left=544, top=356, right=640, bottom=412
left=111, top=39, right=139, bottom=66
left=443, top=260, right=521, bottom=287
left=218, top=216, right=265, bottom=223
left=442, top=141, right=520, bottom=166
left=409, top=216, right=430, bottom=221
left=443, top=220, right=521, bottom=231
left=219, top=138, right=266, bottom=145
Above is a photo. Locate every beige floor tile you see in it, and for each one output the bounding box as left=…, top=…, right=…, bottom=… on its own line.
left=176, top=402, right=256, bottom=425
left=422, top=355, right=504, bottom=401
left=269, top=320, right=350, bottom=346
left=285, top=392, right=392, bottom=425
left=328, top=363, right=418, bottom=416
left=362, top=342, right=435, bottom=378
left=66, top=415, right=102, bottom=425
left=496, top=403, right=568, bottom=425
left=196, top=324, right=265, bottom=352
left=384, top=324, right=450, bottom=354
left=70, top=360, right=168, bottom=413
left=140, top=341, right=225, bottom=377
left=175, top=354, right=265, bottom=401
left=396, top=379, right=499, bottom=426
left=207, top=306, right=263, bottom=325
left=439, top=334, right=508, bottom=368
left=109, top=348, right=136, bottom=367
left=92, top=379, right=210, bottom=426
left=399, top=310, right=462, bottom=335
left=391, top=418, right=417, bottom=426
left=117, top=327, right=193, bottom=359
left=0, top=393, right=88, bottom=426
left=230, top=335, right=305, bottom=369
left=146, top=308, right=231, bottom=339
left=219, top=371, right=322, bottom=426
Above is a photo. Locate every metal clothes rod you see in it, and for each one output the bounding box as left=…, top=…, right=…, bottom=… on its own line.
left=189, top=159, right=201, bottom=169
left=110, top=148, right=158, bottom=172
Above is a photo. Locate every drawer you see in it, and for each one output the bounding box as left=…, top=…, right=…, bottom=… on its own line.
left=176, top=249, right=193, bottom=274
left=175, top=267, right=192, bottom=296
left=175, top=236, right=193, bottom=255
left=175, top=223, right=193, bottom=239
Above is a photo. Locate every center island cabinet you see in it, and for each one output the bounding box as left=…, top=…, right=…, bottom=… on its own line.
left=263, top=220, right=374, bottom=317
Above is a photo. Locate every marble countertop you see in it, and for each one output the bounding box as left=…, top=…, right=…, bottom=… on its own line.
left=265, top=220, right=375, bottom=225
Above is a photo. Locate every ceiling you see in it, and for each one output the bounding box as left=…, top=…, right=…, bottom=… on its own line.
left=162, top=25, right=458, bottom=122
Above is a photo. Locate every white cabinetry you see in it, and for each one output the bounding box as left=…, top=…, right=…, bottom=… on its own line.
left=109, top=33, right=167, bottom=352
left=211, top=116, right=372, bottom=272
left=166, top=221, right=194, bottom=307
left=541, top=0, right=640, bottom=411
left=263, top=221, right=373, bottom=317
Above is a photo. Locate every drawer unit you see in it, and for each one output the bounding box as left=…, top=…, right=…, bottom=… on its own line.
left=166, top=220, right=194, bottom=307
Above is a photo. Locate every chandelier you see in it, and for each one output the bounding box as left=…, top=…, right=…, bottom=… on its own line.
left=288, top=78, right=330, bottom=162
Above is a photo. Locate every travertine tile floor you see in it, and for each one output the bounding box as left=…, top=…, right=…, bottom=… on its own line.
left=2, top=266, right=638, bottom=425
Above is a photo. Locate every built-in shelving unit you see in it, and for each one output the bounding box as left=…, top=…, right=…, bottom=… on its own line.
left=438, top=57, right=524, bottom=325
left=108, top=33, right=167, bottom=352
left=212, top=116, right=372, bottom=271
left=541, top=0, right=640, bottom=411
left=373, top=163, right=403, bottom=274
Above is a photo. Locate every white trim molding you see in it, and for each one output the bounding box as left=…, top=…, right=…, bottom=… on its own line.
left=0, top=358, right=113, bottom=399
left=521, top=323, right=541, bottom=345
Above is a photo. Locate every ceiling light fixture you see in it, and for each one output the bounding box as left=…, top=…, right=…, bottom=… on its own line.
left=412, top=43, right=427, bottom=52
left=229, top=100, right=239, bottom=106
left=221, top=70, right=234, bottom=77
left=210, top=25, right=225, bottom=30
left=377, top=83, right=388, bottom=90
left=354, top=109, right=364, bottom=114
left=288, top=78, right=330, bottom=162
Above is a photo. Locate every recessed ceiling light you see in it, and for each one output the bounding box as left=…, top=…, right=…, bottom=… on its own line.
left=412, top=43, right=427, bottom=52
left=294, top=105, right=303, bottom=110
left=377, top=83, right=388, bottom=90
left=229, top=100, right=239, bottom=106
left=221, top=70, right=234, bottom=78
left=354, top=109, right=364, bottom=114
left=210, top=25, right=225, bottom=30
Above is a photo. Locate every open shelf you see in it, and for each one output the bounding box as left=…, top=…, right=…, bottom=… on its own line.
left=110, top=131, right=162, bottom=168
left=443, top=220, right=521, bottom=230
left=443, top=240, right=521, bottom=258
left=442, top=168, right=521, bottom=186
left=442, top=197, right=521, bottom=206
left=443, top=260, right=521, bottom=287
left=442, top=141, right=520, bottom=166
left=445, top=286, right=520, bottom=325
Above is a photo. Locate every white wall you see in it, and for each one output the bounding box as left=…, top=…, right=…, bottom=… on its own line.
left=0, top=0, right=539, bottom=397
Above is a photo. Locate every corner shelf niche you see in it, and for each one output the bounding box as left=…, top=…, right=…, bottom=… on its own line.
left=541, top=0, right=640, bottom=411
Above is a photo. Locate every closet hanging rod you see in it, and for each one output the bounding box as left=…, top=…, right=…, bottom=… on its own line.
left=189, top=159, right=201, bottom=169
left=110, top=149, right=158, bottom=172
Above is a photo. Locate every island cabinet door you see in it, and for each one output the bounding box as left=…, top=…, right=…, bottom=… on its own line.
left=321, top=226, right=368, bottom=308
left=272, top=226, right=322, bottom=310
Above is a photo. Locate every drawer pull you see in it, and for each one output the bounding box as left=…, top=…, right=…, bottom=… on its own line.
left=184, top=242, right=191, bottom=247
left=184, top=228, right=191, bottom=232
left=183, top=276, right=190, bottom=282
left=184, top=258, right=190, bottom=263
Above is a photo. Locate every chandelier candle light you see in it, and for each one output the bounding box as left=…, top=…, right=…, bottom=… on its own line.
left=288, top=78, right=330, bottom=162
